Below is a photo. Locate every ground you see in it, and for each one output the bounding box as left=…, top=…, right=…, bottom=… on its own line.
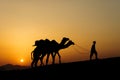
left=0, top=57, right=120, bottom=80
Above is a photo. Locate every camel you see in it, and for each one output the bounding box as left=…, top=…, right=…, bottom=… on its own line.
left=45, top=37, right=70, bottom=65
left=39, top=39, right=75, bottom=66
left=31, top=39, right=47, bottom=67
left=31, top=37, right=70, bottom=67
left=50, top=40, right=75, bottom=65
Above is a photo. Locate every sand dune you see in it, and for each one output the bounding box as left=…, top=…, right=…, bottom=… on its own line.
left=0, top=57, right=120, bottom=80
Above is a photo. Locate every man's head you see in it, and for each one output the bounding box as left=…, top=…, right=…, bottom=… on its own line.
left=93, top=41, right=96, bottom=44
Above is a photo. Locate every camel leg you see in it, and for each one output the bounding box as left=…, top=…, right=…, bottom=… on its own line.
left=51, top=53, right=54, bottom=64
left=35, top=61, right=38, bottom=67
left=34, top=57, right=39, bottom=67
left=57, top=52, right=61, bottom=64
left=31, top=58, right=38, bottom=68
left=34, top=58, right=39, bottom=67
left=31, top=59, right=35, bottom=68
left=40, top=56, right=44, bottom=66
left=46, top=53, right=50, bottom=65
left=52, top=52, right=56, bottom=64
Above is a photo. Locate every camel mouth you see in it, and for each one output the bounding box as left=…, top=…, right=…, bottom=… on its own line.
left=69, top=40, right=75, bottom=45
left=72, top=42, right=75, bottom=45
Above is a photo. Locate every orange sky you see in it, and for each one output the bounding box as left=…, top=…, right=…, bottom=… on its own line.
left=0, top=0, right=120, bottom=66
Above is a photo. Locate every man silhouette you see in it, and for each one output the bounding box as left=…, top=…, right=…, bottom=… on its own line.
left=90, top=41, right=98, bottom=60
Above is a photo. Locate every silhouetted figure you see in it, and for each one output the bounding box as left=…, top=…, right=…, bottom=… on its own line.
left=31, top=39, right=47, bottom=67
left=38, top=37, right=70, bottom=65
left=49, top=37, right=70, bottom=64
left=51, top=40, right=75, bottom=64
left=39, top=37, right=71, bottom=65
left=31, top=37, right=74, bottom=68
left=90, top=41, right=98, bottom=60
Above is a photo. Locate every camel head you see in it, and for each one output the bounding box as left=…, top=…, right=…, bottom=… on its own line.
left=60, top=37, right=69, bottom=45
left=62, top=40, right=75, bottom=49
left=68, top=40, right=75, bottom=45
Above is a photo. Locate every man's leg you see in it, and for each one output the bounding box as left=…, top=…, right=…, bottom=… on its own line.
left=95, top=52, right=98, bottom=60
left=90, top=52, right=93, bottom=60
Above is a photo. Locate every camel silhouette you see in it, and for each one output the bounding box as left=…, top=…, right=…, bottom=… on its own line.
left=49, top=40, right=74, bottom=65
left=31, top=39, right=47, bottom=67
left=31, top=37, right=69, bottom=67
left=31, top=37, right=74, bottom=68
left=39, top=39, right=74, bottom=66
left=36, top=37, right=70, bottom=66
left=45, top=37, right=70, bottom=65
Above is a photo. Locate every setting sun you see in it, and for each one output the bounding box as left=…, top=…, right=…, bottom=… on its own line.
left=20, top=59, right=24, bottom=63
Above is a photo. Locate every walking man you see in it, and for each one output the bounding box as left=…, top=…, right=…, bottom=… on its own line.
left=90, top=41, right=98, bottom=60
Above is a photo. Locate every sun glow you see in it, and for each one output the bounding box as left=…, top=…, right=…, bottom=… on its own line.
left=20, top=59, right=24, bottom=63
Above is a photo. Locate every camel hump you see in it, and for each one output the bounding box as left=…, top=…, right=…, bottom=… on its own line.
left=33, top=39, right=45, bottom=47
left=51, top=40, right=58, bottom=44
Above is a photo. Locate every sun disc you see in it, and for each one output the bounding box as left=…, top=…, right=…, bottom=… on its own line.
left=20, top=59, right=24, bottom=63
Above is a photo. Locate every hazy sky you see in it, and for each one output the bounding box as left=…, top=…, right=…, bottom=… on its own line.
left=0, top=0, right=120, bottom=66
